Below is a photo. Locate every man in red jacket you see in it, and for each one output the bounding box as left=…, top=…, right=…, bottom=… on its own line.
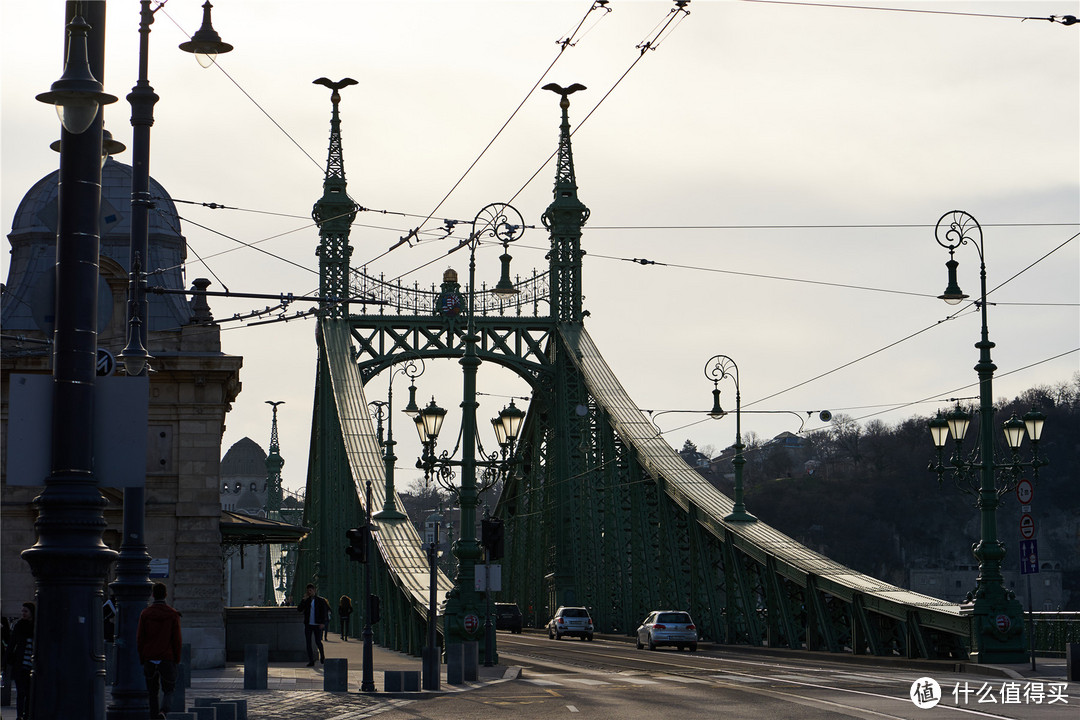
left=137, top=582, right=182, bottom=719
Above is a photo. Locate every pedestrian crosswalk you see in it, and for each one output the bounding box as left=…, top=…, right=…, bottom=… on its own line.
left=521, top=670, right=910, bottom=689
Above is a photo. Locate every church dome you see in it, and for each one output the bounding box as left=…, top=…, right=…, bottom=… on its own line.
left=221, top=437, right=268, bottom=478
left=2, top=157, right=192, bottom=336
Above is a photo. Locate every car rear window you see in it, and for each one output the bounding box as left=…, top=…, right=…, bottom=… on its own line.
left=658, top=612, right=691, bottom=623
left=562, top=608, right=589, bottom=618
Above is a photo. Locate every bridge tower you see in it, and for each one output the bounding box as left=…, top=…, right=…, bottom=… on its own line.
left=293, top=80, right=364, bottom=611
left=263, top=401, right=285, bottom=604
left=539, top=84, right=592, bottom=613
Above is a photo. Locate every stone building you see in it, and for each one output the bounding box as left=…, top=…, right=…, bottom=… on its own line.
left=1, top=158, right=242, bottom=668
left=220, top=437, right=270, bottom=606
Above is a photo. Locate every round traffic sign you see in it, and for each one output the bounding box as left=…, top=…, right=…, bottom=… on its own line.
left=1019, top=514, right=1035, bottom=540
left=1016, top=478, right=1034, bottom=505
left=463, top=613, right=480, bottom=634
left=96, top=348, right=116, bottom=377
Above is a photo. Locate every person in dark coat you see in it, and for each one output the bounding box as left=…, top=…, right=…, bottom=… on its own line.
left=5, top=603, right=34, bottom=720
left=338, top=595, right=353, bottom=640
left=137, top=583, right=182, bottom=719
left=297, top=584, right=330, bottom=666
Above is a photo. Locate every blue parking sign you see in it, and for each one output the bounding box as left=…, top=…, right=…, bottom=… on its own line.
left=1019, top=539, right=1039, bottom=575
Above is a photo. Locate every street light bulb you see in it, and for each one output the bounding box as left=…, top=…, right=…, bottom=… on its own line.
left=36, top=16, right=117, bottom=135
left=709, top=387, right=725, bottom=419
left=938, top=258, right=968, bottom=305
left=498, top=400, right=526, bottom=443
left=419, top=398, right=446, bottom=442
left=179, top=2, right=234, bottom=66
left=1023, top=407, right=1046, bottom=443
left=491, top=416, right=507, bottom=447
left=928, top=413, right=950, bottom=449
left=1002, top=414, right=1026, bottom=450
left=946, top=405, right=970, bottom=442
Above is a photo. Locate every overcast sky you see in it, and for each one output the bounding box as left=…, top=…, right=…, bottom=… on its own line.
left=3, top=1, right=1077, bottom=496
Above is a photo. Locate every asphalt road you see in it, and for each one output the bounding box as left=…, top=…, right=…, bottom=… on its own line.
left=379, top=632, right=1075, bottom=720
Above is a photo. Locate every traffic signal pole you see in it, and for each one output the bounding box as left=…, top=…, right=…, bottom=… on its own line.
left=361, top=479, right=375, bottom=692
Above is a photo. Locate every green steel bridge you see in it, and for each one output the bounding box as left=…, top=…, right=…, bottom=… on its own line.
left=289, top=83, right=1043, bottom=664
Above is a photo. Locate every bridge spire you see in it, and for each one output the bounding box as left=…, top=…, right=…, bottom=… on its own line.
left=541, top=83, right=590, bottom=323
left=265, top=401, right=285, bottom=515
left=312, top=77, right=359, bottom=319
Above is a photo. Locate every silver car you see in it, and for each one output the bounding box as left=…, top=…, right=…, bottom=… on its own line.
left=636, top=610, right=698, bottom=651
left=547, top=606, right=594, bottom=641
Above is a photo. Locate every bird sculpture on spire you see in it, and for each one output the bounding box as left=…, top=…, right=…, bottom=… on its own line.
left=313, top=77, right=358, bottom=103
left=542, top=82, right=586, bottom=108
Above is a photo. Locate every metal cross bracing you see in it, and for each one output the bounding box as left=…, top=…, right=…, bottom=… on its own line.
left=296, top=82, right=985, bottom=663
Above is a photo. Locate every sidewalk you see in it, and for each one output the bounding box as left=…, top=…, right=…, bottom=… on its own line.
left=0, top=635, right=517, bottom=720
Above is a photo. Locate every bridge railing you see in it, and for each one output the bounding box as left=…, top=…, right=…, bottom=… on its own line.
left=1029, top=612, right=1080, bottom=656
left=350, top=266, right=550, bottom=317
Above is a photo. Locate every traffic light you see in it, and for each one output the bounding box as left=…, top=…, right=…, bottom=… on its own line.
left=368, top=594, right=381, bottom=624
left=346, top=525, right=369, bottom=563
left=481, top=517, right=504, bottom=560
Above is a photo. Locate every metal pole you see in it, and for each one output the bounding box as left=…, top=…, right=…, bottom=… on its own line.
left=483, top=556, right=493, bottom=667
left=24, top=4, right=116, bottom=718
left=361, top=479, right=375, bottom=692
left=1028, top=576, right=1036, bottom=671
left=423, top=520, right=440, bottom=691
left=107, top=3, right=157, bottom=717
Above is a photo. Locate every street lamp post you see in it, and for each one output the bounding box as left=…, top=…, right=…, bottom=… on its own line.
left=28, top=7, right=118, bottom=718
left=705, top=355, right=757, bottom=523
left=412, top=204, right=525, bottom=665
left=423, top=510, right=442, bottom=691
left=106, top=3, right=232, bottom=717
left=372, top=358, right=424, bottom=521
left=927, top=210, right=1047, bottom=664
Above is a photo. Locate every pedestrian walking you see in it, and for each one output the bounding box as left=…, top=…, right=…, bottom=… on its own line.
left=137, top=583, right=182, bottom=719
left=297, top=584, right=330, bottom=666
left=338, top=595, right=353, bottom=640
left=5, top=603, right=34, bottom=720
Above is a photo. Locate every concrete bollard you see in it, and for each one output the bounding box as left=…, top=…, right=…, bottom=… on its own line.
left=185, top=707, right=216, bottom=720
left=244, top=644, right=268, bottom=690
left=384, top=670, right=403, bottom=692
left=172, top=677, right=186, bottom=716
left=227, top=698, right=247, bottom=720
left=422, top=646, right=441, bottom=691
left=1067, top=643, right=1079, bottom=682
left=445, top=643, right=464, bottom=685
left=193, top=697, right=221, bottom=707
left=324, top=658, right=348, bottom=692
left=181, top=644, right=192, bottom=688
left=210, top=702, right=236, bottom=720
left=463, top=640, right=479, bottom=682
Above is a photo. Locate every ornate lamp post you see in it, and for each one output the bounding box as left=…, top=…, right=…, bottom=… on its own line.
left=412, top=203, right=526, bottom=664
left=28, top=8, right=118, bottom=718
left=927, top=210, right=1047, bottom=664
left=371, top=358, right=424, bottom=520
left=105, top=4, right=233, bottom=718
left=705, top=354, right=757, bottom=523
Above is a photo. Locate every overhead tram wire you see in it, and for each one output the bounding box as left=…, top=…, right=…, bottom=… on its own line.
left=745, top=231, right=1080, bottom=410
left=506, top=0, right=694, bottom=208
left=378, top=0, right=613, bottom=269
left=385, top=0, right=692, bottom=286
left=845, top=347, right=1080, bottom=426
left=159, top=5, right=326, bottom=174
left=737, top=0, right=1078, bottom=25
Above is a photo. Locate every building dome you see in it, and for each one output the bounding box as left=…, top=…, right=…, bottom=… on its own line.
left=221, top=437, right=268, bottom=478
left=2, top=157, right=192, bottom=336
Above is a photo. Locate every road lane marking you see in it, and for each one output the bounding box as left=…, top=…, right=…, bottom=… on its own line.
left=567, top=705, right=579, bottom=712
